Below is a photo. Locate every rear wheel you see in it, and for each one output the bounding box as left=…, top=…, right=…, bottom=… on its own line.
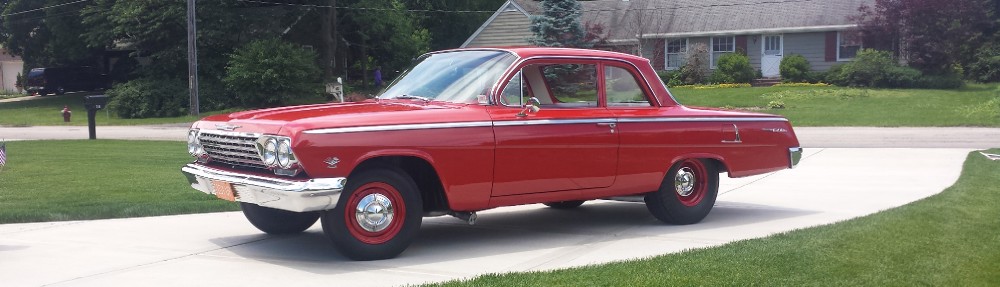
left=543, top=200, right=586, bottom=209
left=644, top=159, right=719, bottom=225
left=240, top=202, right=320, bottom=234
left=322, top=167, right=422, bottom=260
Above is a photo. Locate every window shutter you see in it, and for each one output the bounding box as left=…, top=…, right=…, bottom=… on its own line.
left=652, top=39, right=666, bottom=70
left=736, top=36, right=748, bottom=54
left=825, top=32, right=837, bottom=62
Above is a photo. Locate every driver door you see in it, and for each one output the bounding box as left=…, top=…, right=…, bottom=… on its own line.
left=489, top=61, right=619, bottom=196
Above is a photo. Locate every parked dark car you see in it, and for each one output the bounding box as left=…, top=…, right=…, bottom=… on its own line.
left=25, top=67, right=109, bottom=95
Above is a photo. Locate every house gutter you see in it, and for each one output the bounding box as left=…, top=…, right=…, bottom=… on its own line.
left=607, top=24, right=859, bottom=43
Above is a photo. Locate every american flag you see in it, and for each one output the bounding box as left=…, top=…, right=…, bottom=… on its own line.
left=0, top=141, right=6, bottom=167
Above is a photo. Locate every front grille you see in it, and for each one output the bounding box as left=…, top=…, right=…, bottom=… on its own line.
left=198, top=131, right=267, bottom=170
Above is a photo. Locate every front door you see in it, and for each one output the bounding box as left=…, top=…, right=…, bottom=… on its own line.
left=761, top=35, right=783, bottom=78
left=489, top=62, right=619, bottom=196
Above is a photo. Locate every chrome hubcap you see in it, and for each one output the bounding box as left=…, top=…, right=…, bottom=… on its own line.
left=675, top=167, right=696, bottom=197
left=354, top=193, right=394, bottom=232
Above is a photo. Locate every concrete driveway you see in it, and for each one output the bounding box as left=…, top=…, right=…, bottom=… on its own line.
left=0, top=146, right=974, bottom=287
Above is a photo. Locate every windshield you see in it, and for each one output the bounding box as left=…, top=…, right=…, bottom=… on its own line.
left=378, top=50, right=516, bottom=104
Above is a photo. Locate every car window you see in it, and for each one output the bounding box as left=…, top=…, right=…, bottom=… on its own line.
left=500, top=71, right=530, bottom=106
left=605, top=66, right=652, bottom=107
left=539, top=64, right=598, bottom=108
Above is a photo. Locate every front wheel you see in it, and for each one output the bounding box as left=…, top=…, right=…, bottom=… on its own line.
left=322, top=167, right=423, bottom=260
left=644, top=159, right=719, bottom=225
left=240, top=202, right=320, bottom=234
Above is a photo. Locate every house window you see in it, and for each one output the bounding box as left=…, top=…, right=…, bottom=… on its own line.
left=711, top=36, right=735, bottom=69
left=665, top=38, right=687, bottom=70
left=838, top=31, right=862, bottom=61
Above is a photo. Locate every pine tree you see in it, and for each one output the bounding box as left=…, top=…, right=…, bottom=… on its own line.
left=528, top=0, right=592, bottom=48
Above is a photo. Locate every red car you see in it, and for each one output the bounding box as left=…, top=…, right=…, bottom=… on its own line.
left=182, top=47, right=801, bottom=260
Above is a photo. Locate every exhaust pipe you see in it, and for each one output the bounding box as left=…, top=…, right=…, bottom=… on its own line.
left=449, top=211, right=477, bottom=225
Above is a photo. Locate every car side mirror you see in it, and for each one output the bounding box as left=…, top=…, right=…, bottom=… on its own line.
left=517, top=97, right=541, bottom=117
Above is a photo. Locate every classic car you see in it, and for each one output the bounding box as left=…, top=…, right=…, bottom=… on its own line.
left=182, top=47, right=801, bottom=261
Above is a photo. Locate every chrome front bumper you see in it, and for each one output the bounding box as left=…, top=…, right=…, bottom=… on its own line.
left=182, top=164, right=346, bottom=212
left=789, top=147, right=803, bottom=168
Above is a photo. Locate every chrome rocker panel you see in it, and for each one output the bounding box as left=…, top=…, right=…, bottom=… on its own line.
left=182, top=164, right=347, bottom=212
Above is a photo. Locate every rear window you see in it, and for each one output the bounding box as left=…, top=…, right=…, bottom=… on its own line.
left=27, top=69, right=44, bottom=78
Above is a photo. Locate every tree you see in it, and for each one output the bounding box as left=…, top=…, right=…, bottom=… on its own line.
left=404, top=0, right=506, bottom=50
left=528, top=0, right=593, bottom=48
left=1, top=0, right=103, bottom=69
left=224, top=38, right=322, bottom=107
left=856, top=0, right=995, bottom=74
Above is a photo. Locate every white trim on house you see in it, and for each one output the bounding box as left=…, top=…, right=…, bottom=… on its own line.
left=710, top=36, right=735, bottom=69
left=638, top=24, right=858, bottom=39
left=460, top=1, right=529, bottom=48
left=836, top=31, right=863, bottom=61
left=664, top=38, right=688, bottom=70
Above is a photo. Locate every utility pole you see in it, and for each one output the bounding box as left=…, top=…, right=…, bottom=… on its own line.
left=187, top=0, right=200, bottom=116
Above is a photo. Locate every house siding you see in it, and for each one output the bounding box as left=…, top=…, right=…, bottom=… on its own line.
left=783, top=32, right=833, bottom=71
left=465, top=10, right=533, bottom=48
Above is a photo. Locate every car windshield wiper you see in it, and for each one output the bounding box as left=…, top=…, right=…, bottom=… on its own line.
left=392, top=94, right=432, bottom=102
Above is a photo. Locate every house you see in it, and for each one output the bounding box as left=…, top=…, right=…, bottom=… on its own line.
left=0, top=49, right=25, bottom=93
left=462, top=0, right=873, bottom=77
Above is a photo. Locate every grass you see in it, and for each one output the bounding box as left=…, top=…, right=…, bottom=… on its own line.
left=0, top=140, right=238, bottom=224
left=671, top=83, right=1000, bottom=127
left=431, top=149, right=1000, bottom=286
left=0, top=92, right=229, bottom=126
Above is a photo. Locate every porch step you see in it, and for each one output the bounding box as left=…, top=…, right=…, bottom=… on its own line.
left=751, top=78, right=782, bottom=87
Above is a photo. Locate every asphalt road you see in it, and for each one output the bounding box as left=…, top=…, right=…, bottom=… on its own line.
left=0, top=125, right=994, bottom=286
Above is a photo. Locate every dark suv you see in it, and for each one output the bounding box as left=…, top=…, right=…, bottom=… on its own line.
left=25, top=67, right=109, bottom=95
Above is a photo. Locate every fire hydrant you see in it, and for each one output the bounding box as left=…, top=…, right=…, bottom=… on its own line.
left=61, top=105, right=72, bottom=122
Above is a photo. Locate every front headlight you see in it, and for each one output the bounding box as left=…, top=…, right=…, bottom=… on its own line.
left=277, top=138, right=293, bottom=168
left=187, top=129, right=202, bottom=156
left=262, top=138, right=278, bottom=166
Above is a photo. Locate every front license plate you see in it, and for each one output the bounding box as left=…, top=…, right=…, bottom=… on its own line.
left=211, top=180, right=237, bottom=202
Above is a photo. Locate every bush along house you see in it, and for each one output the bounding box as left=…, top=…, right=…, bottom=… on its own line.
left=462, top=0, right=872, bottom=80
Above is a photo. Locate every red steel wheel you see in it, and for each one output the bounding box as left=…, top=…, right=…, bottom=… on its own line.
left=323, top=167, right=423, bottom=261
left=673, top=159, right=708, bottom=207
left=644, top=158, right=719, bottom=225
left=344, top=182, right=406, bottom=245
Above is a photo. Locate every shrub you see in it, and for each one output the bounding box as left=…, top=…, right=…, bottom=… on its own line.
left=680, top=43, right=710, bottom=85
left=825, top=49, right=926, bottom=88
left=107, top=77, right=188, bottom=119
left=709, top=53, right=754, bottom=84
left=657, top=70, right=683, bottom=87
left=779, top=54, right=811, bottom=82
left=224, top=38, right=322, bottom=108
left=967, top=46, right=1000, bottom=83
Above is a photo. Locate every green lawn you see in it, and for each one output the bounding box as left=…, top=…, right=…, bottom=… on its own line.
left=431, top=149, right=1000, bottom=286
left=671, top=83, right=1000, bottom=127
left=0, top=93, right=226, bottom=126
left=0, top=140, right=238, bottom=223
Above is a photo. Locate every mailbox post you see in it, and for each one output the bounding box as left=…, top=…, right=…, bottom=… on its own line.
left=84, top=95, right=108, bottom=140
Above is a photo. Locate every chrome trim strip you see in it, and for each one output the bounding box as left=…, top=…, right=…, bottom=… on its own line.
left=304, top=117, right=787, bottom=134
left=618, top=117, right=788, bottom=123
left=182, top=164, right=346, bottom=212
left=493, top=118, right=617, bottom=127
left=304, top=121, right=494, bottom=134
left=198, top=129, right=264, bottom=138
left=789, top=147, right=803, bottom=169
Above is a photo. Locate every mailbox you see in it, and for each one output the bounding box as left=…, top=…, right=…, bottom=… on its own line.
left=84, top=95, right=108, bottom=110
left=83, top=95, right=108, bottom=140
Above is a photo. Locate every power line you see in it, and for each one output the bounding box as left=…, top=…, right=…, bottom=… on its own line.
left=236, top=0, right=817, bottom=14
left=1, top=0, right=92, bottom=17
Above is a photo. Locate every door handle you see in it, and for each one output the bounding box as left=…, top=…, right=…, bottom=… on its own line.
left=597, top=123, right=617, bottom=134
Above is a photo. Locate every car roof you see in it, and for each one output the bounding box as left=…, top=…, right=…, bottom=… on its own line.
left=437, top=47, right=649, bottom=63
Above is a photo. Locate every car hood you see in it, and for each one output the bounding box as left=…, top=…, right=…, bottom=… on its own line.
left=192, top=100, right=490, bottom=136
